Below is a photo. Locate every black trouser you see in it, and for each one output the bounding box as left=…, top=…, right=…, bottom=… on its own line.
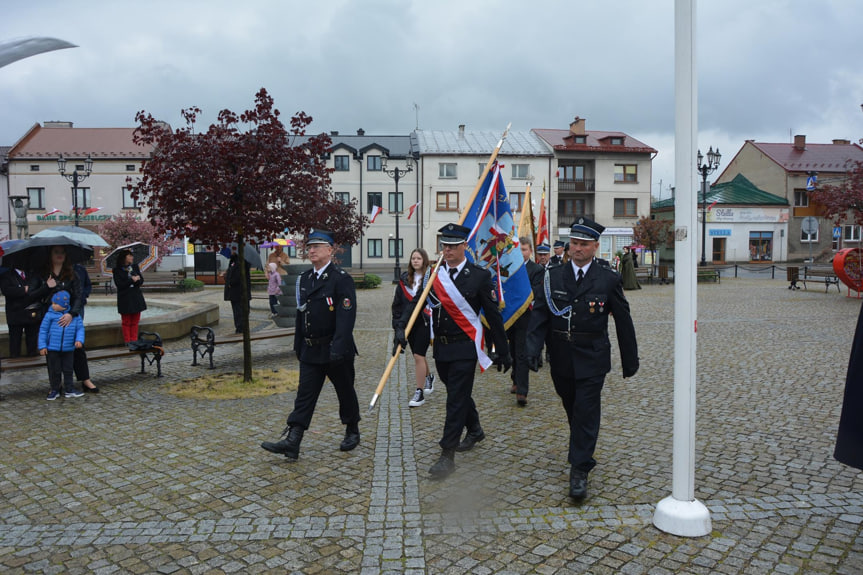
left=230, top=299, right=245, bottom=332
left=507, top=311, right=530, bottom=396
left=287, top=359, right=360, bottom=431
left=435, top=358, right=480, bottom=450
left=8, top=322, right=39, bottom=357
left=548, top=363, right=606, bottom=473
left=46, top=350, right=75, bottom=392
left=73, top=347, right=90, bottom=382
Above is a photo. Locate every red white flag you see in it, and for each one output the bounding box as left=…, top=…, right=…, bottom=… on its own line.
left=44, top=207, right=62, bottom=216
left=407, top=201, right=421, bottom=220
left=369, top=205, right=382, bottom=223
left=84, top=206, right=103, bottom=216
left=707, top=201, right=718, bottom=211
left=536, top=191, right=549, bottom=247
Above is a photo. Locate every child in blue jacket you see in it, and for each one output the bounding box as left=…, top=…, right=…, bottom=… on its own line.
left=38, top=290, right=85, bottom=400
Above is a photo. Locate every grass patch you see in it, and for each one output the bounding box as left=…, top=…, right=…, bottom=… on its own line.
left=165, top=368, right=299, bottom=400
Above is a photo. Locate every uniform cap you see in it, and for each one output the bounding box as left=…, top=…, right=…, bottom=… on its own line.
left=569, top=217, right=605, bottom=241
left=307, top=229, right=335, bottom=246
left=438, top=223, right=470, bottom=245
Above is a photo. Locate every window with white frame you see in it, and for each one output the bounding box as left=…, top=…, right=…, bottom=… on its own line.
left=334, top=155, right=350, bottom=171
left=510, top=192, right=525, bottom=212
left=801, top=225, right=819, bottom=242
left=122, top=186, right=139, bottom=209
left=793, top=189, right=809, bottom=207
left=844, top=225, right=861, bottom=242
left=512, top=164, right=529, bottom=179
left=368, top=239, right=382, bottom=258
left=26, top=187, right=44, bottom=209
left=439, top=163, right=457, bottom=178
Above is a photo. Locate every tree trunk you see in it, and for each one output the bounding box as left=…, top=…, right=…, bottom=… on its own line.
left=237, top=234, right=253, bottom=382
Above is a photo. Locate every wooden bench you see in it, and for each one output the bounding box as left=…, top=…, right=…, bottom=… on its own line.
left=1, top=331, right=165, bottom=377
left=634, top=267, right=652, bottom=284
left=348, top=271, right=366, bottom=286
left=801, top=267, right=840, bottom=293
left=697, top=268, right=721, bottom=283
left=142, top=271, right=183, bottom=291
left=88, top=275, right=114, bottom=295
left=190, top=325, right=296, bottom=368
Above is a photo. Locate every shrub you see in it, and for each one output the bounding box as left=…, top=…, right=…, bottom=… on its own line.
left=179, top=278, right=205, bottom=291
left=360, top=273, right=382, bottom=289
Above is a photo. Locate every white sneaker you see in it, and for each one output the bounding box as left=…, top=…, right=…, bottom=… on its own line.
left=424, top=374, right=435, bottom=395
left=408, top=388, right=425, bottom=407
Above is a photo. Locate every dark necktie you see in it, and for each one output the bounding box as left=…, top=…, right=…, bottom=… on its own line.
left=576, top=268, right=584, bottom=286
left=449, top=268, right=457, bottom=281
left=311, top=272, right=317, bottom=287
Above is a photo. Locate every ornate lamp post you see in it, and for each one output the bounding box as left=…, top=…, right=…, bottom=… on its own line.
left=57, top=154, right=93, bottom=227
left=381, top=156, right=413, bottom=282
left=696, top=146, right=721, bottom=266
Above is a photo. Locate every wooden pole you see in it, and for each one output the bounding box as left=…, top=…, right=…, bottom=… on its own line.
left=368, top=123, right=511, bottom=412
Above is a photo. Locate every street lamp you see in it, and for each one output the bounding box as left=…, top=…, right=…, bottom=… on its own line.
left=696, top=146, right=721, bottom=266
left=57, top=154, right=93, bottom=227
left=381, top=156, right=413, bottom=283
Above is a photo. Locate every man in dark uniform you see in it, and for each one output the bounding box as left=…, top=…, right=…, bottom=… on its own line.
left=507, top=236, right=545, bottom=406
left=261, top=229, right=360, bottom=460
left=526, top=218, right=639, bottom=501
left=549, top=240, right=566, bottom=266
left=396, top=223, right=511, bottom=479
left=536, top=243, right=551, bottom=268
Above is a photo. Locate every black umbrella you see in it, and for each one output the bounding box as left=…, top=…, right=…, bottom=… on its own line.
left=0, top=235, right=93, bottom=271
left=101, top=242, right=158, bottom=274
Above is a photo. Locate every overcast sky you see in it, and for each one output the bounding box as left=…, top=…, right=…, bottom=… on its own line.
left=2, top=0, right=862, bottom=199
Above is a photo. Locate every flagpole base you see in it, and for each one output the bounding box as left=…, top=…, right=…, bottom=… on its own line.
left=653, top=496, right=711, bottom=537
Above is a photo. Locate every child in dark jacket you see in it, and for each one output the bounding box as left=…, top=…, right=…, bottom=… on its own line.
left=38, top=291, right=85, bottom=400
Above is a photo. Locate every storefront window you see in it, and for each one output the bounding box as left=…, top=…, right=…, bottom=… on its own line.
left=749, top=231, right=773, bottom=262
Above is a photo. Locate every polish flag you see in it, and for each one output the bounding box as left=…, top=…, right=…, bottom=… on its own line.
left=707, top=201, right=718, bottom=211
left=44, top=207, right=62, bottom=216
left=407, top=201, right=421, bottom=220
left=84, top=206, right=103, bottom=215
left=369, top=205, right=382, bottom=223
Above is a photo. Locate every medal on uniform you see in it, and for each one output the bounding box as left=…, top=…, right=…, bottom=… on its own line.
left=327, top=297, right=334, bottom=311
left=589, top=301, right=595, bottom=314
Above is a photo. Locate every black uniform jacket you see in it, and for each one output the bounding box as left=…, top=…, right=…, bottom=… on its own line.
left=391, top=271, right=430, bottom=330
left=526, top=259, right=638, bottom=379
left=0, top=269, right=45, bottom=324
left=524, top=259, right=545, bottom=296
left=293, top=263, right=358, bottom=365
left=400, top=261, right=508, bottom=363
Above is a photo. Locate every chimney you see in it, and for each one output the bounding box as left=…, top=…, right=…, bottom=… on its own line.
left=832, top=138, right=850, bottom=145
left=44, top=121, right=73, bottom=128
left=330, top=131, right=339, bottom=136
left=458, top=124, right=465, bottom=138
left=570, top=116, right=586, bottom=135
left=357, top=128, right=365, bottom=136
left=793, top=134, right=806, bottom=150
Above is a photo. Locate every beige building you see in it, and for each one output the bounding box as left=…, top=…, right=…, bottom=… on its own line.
left=715, top=135, right=863, bottom=261
left=3, top=122, right=152, bottom=241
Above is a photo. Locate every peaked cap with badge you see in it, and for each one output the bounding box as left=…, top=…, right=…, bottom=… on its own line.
left=439, top=223, right=471, bottom=245
left=569, top=217, right=605, bottom=241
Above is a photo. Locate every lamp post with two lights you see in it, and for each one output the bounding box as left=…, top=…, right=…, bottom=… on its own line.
left=381, top=156, right=413, bottom=283
left=57, top=154, right=93, bottom=227
left=696, top=146, right=721, bottom=266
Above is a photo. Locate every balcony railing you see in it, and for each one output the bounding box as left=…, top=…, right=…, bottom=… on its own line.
left=558, top=178, right=595, bottom=192
left=557, top=213, right=595, bottom=228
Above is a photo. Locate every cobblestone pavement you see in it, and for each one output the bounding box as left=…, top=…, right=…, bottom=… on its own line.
left=1, top=277, right=862, bottom=574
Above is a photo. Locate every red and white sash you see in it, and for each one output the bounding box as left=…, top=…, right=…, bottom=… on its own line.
left=434, top=269, right=492, bottom=371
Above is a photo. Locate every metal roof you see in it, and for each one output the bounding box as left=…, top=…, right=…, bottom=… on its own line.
left=750, top=141, right=863, bottom=173
left=652, top=174, right=788, bottom=210
left=415, top=130, right=552, bottom=156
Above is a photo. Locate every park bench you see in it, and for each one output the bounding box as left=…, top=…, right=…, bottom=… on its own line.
left=348, top=271, right=366, bottom=286
left=0, top=331, right=165, bottom=377
left=142, top=270, right=183, bottom=291
left=800, top=267, right=840, bottom=293
left=634, top=267, right=652, bottom=284
left=697, top=267, right=721, bottom=283
left=190, top=325, right=295, bottom=368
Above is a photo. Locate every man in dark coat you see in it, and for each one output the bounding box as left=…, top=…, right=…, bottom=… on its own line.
left=536, top=243, right=551, bottom=268
left=261, top=229, right=360, bottom=461
left=223, top=253, right=251, bottom=334
left=835, top=303, right=863, bottom=470
left=549, top=240, right=566, bottom=267
left=506, top=236, right=545, bottom=406
left=526, top=217, right=639, bottom=501
left=395, top=223, right=511, bottom=479
left=0, top=266, right=44, bottom=357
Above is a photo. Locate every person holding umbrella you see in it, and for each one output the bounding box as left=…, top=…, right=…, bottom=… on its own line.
left=112, top=249, right=147, bottom=344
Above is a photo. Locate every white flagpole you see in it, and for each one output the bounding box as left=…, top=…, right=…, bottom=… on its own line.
left=653, top=0, right=711, bottom=537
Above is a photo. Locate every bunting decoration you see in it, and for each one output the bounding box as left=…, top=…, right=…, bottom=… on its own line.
left=407, top=201, right=421, bottom=220
left=369, top=205, right=382, bottom=223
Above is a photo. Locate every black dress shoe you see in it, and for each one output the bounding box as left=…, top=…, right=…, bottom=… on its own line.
left=261, top=426, right=304, bottom=460
left=82, top=383, right=99, bottom=393
left=516, top=394, right=527, bottom=406
left=569, top=469, right=588, bottom=500
left=429, top=449, right=455, bottom=479
left=340, top=430, right=360, bottom=451
left=455, top=429, right=485, bottom=452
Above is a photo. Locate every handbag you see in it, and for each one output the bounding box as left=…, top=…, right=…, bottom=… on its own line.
left=7, top=302, right=42, bottom=325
